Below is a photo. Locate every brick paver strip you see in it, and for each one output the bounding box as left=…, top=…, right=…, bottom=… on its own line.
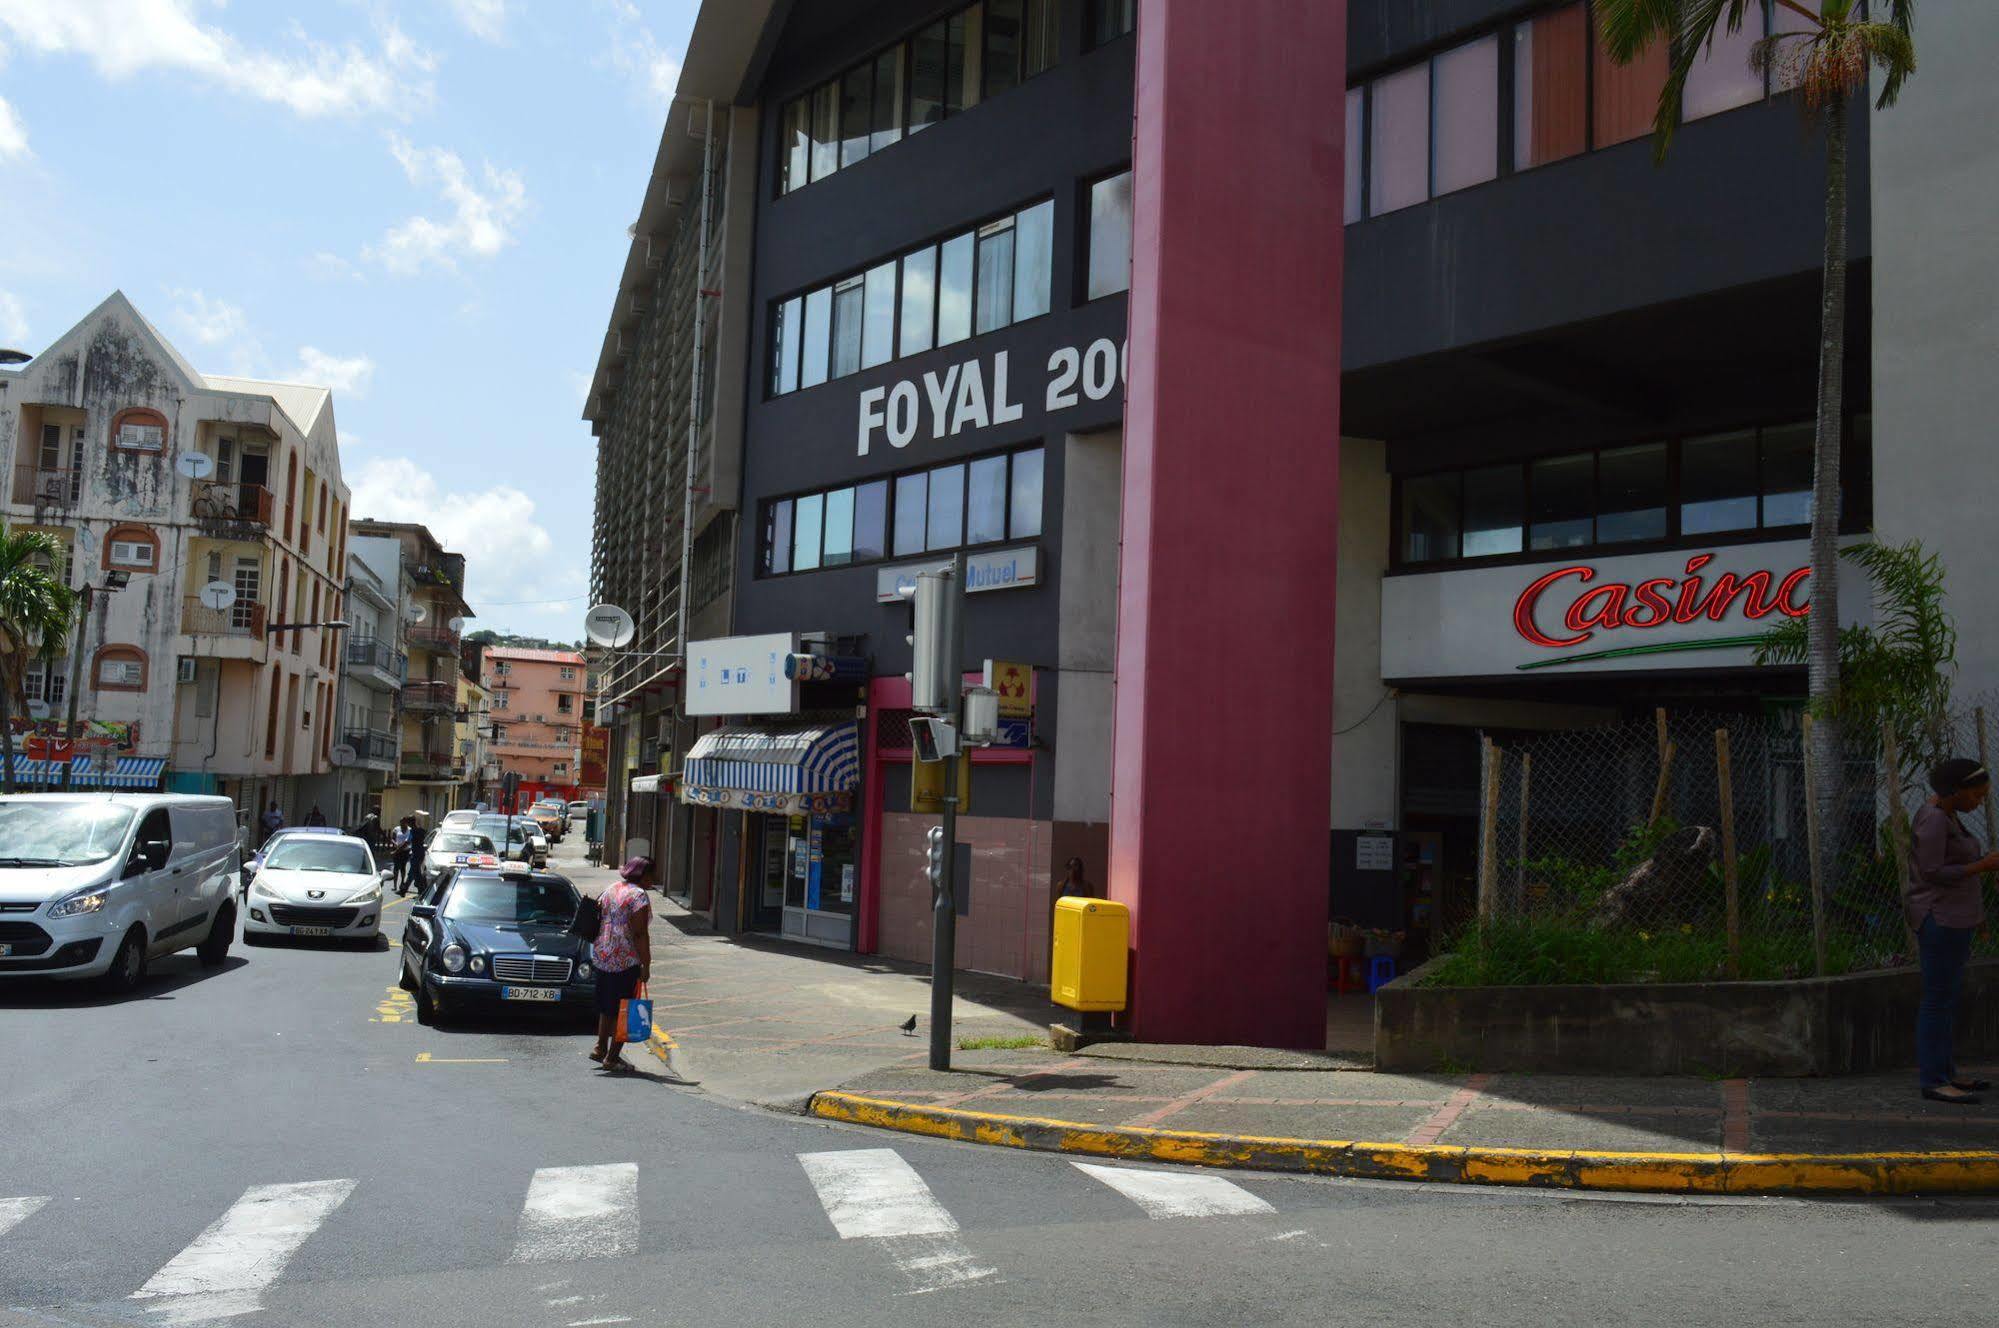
left=1404, top=1073, right=1493, bottom=1145
left=1722, top=1079, right=1752, bottom=1152
left=932, top=1058, right=1094, bottom=1109
left=1123, top=1070, right=1259, bottom=1128
left=1759, top=1109, right=1999, bottom=1127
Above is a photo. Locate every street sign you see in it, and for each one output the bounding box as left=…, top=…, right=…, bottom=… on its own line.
left=199, top=581, right=237, bottom=611
left=25, top=736, right=72, bottom=763
left=984, top=660, right=1033, bottom=718
left=992, top=717, right=1030, bottom=749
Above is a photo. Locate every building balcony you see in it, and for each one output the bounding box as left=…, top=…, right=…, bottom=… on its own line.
left=402, top=680, right=457, bottom=715
left=189, top=480, right=275, bottom=537
left=11, top=465, right=83, bottom=509
left=180, top=596, right=267, bottom=638
left=400, top=751, right=463, bottom=783
left=414, top=554, right=466, bottom=594
left=345, top=636, right=406, bottom=690
left=407, top=624, right=461, bottom=655
left=340, top=728, right=398, bottom=770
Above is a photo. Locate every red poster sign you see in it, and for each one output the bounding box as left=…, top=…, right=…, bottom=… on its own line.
left=580, top=724, right=609, bottom=788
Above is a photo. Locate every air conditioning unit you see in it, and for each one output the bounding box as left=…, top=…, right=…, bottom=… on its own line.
left=177, top=657, right=199, bottom=684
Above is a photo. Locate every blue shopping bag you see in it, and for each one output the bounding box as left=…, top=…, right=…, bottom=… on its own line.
left=621, top=984, right=652, bottom=1043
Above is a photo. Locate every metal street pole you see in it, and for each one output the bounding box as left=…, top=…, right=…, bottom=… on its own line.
left=58, top=587, right=93, bottom=792
left=928, top=553, right=965, bottom=1072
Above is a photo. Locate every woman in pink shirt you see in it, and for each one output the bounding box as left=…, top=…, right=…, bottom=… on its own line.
left=590, top=857, right=655, bottom=1073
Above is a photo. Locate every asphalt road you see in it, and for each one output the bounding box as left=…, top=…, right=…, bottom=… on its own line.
left=4, top=845, right=1997, bottom=1327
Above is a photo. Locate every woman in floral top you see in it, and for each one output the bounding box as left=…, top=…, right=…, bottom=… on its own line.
left=590, top=857, right=655, bottom=1073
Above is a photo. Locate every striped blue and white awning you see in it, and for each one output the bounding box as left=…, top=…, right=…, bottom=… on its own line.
left=66, top=756, right=169, bottom=788
left=679, top=722, right=860, bottom=816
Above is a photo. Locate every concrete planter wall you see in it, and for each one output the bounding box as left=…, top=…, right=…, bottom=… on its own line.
left=1375, top=958, right=1999, bottom=1077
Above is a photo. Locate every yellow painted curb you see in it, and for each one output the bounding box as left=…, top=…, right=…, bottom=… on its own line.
left=806, top=1091, right=1999, bottom=1197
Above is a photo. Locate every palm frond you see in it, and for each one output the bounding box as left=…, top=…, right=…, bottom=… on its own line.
left=1854, top=20, right=1918, bottom=108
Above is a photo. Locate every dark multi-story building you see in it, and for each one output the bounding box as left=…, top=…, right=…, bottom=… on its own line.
left=586, top=0, right=1996, bottom=1047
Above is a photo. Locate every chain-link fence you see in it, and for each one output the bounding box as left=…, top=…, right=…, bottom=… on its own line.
left=1457, top=700, right=1999, bottom=984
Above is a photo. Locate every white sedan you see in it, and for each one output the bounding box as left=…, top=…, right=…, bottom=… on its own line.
left=243, top=834, right=391, bottom=944
left=423, top=830, right=499, bottom=884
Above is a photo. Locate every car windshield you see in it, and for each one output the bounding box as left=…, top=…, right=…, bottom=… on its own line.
left=265, top=839, right=371, bottom=874
left=433, top=832, right=495, bottom=854
left=475, top=820, right=530, bottom=845
left=0, top=801, right=135, bottom=866
left=443, top=875, right=579, bottom=925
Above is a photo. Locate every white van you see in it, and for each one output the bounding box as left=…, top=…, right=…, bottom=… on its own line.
left=0, top=793, right=240, bottom=991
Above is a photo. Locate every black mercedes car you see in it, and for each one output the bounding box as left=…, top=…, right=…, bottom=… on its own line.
left=399, top=860, right=595, bottom=1026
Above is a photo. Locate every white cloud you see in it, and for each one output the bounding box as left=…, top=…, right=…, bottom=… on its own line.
left=290, top=346, right=375, bottom=397
left=447, top=0, right=509, bottom=42
left=0, top=94, right=29, bottom=161
left=165, top=287, right=251, bottom=348
left=348, top=458, right=563, bottom=614
left=605, top=0, right=682, bottom=111
left=365, top=135, right=528, bottom=275
left=306, top=251, right=363, bottom=283
left=0, top=289, right=28, bottom=346
left=0, top=1, right=434, bottom=119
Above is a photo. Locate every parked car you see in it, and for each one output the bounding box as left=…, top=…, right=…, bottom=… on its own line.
left=472, top=815, right=545, bottom=868
left=567, top=801, right=589, bottom=820
left=525, top=803, right=566, bottom=843
left=243, top=833, right=390, bottom=945
left=398, top=859, right=595, bottom=1026
left=440, top=809, right=481, bottom=832
left=0, top=794, right=239, bottom=991
left=242, top=824, right=344, bottom=889
left=423, top=830, right=499, bottom=884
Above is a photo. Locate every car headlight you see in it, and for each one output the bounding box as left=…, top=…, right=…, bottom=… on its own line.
left=48, top=888, right=109, bottom=919
left=343, top=882, right=382, bottom=905
left=441, top=942, right=467, bottom=973
left=469, top=954, right=486, bottom=974
left=575, top=960, right=593, bottom=981
left=252, top=877, right=284, bottom=900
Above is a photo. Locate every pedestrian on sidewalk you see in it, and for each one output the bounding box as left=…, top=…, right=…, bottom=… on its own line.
left=590, top=856, right=655, bottom=1074
left=305, top=804, right=327, bottom=826
left=259, top=801, right=284, bottom=847
left=1907, top=757, right=1999, bottom=1104
left=404, top=813, right=430, bottom=893
left=390, top=817, right=413, bottom=896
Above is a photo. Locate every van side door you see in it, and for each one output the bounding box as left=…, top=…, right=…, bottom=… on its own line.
left=127, top=808, right=179, bottom=955
left=168, top=804, right=228, bottom=946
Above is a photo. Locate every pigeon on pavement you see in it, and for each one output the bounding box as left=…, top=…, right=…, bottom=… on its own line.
left=899, top=1015, right=919, bottom=1036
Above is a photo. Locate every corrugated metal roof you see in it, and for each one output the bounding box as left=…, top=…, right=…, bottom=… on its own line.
left=202, top=375, right=332, bottom=436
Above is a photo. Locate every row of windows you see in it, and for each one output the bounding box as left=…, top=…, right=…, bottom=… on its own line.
left=779, top=0, right=1063, bottom=196
left=1397, top=420, right=1867, bottom=567
left=762, top=446, right=1044, bottom=577
left=771, top=199, right=1053, bottom=397
left=1346, top=0, right=1812, bottom=222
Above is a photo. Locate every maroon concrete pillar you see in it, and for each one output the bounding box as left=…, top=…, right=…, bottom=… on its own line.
left=1109, top=0, right=1345, bottom=1047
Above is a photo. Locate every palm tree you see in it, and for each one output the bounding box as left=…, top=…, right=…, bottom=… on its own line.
left=1599, top=0, right=1916, bottom=849
left=0, top=527, right=79, bottom=793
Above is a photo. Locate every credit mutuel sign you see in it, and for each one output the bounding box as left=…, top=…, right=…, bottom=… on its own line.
left=1380, top=540, right=1855, bottom=681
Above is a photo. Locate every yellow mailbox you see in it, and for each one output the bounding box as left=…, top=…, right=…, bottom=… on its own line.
left=1051, top=896, right=1129, bottom=1012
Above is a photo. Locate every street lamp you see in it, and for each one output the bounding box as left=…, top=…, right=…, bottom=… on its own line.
left=0, top=349, right=30, bottom=366
left=58, top=572, right=133, bottom=791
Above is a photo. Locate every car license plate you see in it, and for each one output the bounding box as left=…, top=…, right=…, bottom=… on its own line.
left=291, top=926, right=332, bottom=937
left=454, top=854, right=469, bottom=864
left=502, top=986, right=559, bottom=1002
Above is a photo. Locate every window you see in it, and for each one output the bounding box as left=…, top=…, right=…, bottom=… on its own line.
left=110, top=408, right=167, bottom=453
left=1513, top=3, right=1588, bottom=170
left=1529, top=453, right=1594, bottom=550
left=1344, top=90, right=1364, bottom=223
left=1089, top=0, right=1134, bottom=47
left=1683, top=5, right=1766, bottom=121
left=1596, top=443, right=1667, bottom=543
left=1592, top=5, right=1669, bottom=147
left=763, top=447, right=1044, bottom=575
left=1402, top=474, right=1460, bottom=562
left=1087, top=170, right=1133, bottom=301
left=1761, top=422, right=1814, bottom=526
left=1368, top=64, right=1430, bottom=216
left=782, top=2, right=1055, bottom=195
left=109, top=540, right=155, bottom=570
left=560, top=667, right=575, bottom=680
left=771, top=198, right=1053, bottom=394
left=493, top=691, right=510, bottom=711
left=94, top=646, right=147, bottom=690
left=1462, top=464, right=1524, bottom=557
left=557, top=694, right=574, bottom=714
left=1431, top=35, right=1499, bottom=196
left=103, top=525, right=159, bottom=573
left=24, top=658, right=67, bottom=708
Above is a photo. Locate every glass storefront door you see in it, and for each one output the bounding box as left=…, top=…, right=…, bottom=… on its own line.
left=780, top=811, right=857, bottom=948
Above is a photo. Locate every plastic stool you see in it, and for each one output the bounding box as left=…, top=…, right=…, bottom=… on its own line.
left=1330, top=954, right=1367, bottom=994
left=1366, top=955, right=1397, bottom=993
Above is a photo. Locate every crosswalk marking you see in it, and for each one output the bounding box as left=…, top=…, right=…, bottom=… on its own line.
left=798, top=1149, right=997, bottom=1295
left=131, top=1178, right=356, bottom=1323
left=0, top=1196, right=49, bottom=1238
left=509, top=1164, right=639, bottom=1264
left=1072, top=1162, right=1276, bottom=1219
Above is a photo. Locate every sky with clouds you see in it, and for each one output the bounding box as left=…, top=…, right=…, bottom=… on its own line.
left=0, top=0, right=696, bottom=641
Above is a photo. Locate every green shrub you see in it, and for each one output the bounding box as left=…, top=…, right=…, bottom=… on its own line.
left=1422, top=918, right=1866, bottom=987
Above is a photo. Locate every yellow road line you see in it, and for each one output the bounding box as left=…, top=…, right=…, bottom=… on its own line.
left=807, top=1091, right=1999, bottom=1198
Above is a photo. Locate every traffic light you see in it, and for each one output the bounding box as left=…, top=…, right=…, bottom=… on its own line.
left=925, top=825, right=947, bottom=890
left=909, top=567, right=959, bottom=715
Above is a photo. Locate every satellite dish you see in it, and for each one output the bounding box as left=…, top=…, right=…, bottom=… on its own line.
left=447, top=616, right=466, bottom=633
left=329, top=744, right=357, bottom=768
left=585, top=603, right=636, bottom=649
left=408, top=601, right=429, bottom=624
left=199, top=581, right=238, bottom=611
left=175, top=451, right=215, bottom=480
left=26, top=700, right=51, bottom=720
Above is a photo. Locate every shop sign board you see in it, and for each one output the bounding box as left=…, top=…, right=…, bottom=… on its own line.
left=687, top=633, right=797, bottom=716
left=985, top=660, right=1033, bottom=717
left=580, top=724, right=609, bottom=787
left=874, top=547, right=1041, bottom=603
left=1381, top=540, right=1866, bottom=679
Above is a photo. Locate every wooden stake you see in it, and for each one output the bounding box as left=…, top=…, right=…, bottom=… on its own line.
left=1656, top=707, right=1670, bottom=763
left=1515, top=752, right=1532, bottom=912
left=1801, top=712, right=1829, bottom=978
left=1716, top=728, right=1741, bottom=980
left=1478, top=737, right=1502, bottom=927
left=1650, top=741, right=1677, bottom=829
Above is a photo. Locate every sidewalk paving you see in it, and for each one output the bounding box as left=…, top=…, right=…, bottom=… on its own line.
left=561, top=843, right=1999, bottom=1193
